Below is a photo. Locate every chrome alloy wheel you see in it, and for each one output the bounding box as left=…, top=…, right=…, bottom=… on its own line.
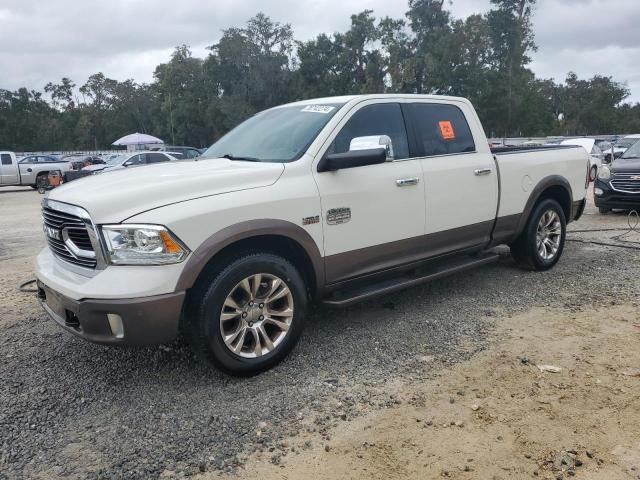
left=536, top=210, right=562, bottom=261
left=219, top=273, right=294, bottom=358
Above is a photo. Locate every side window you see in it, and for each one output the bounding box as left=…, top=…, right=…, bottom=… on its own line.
left=1, top=154, right=12, bottom=165
left=592, top=145, right=602, bottom=157
left=127, top=154, right=143, bottom=166
left=408, top=103, right=476, bottom=157
left=20, top=156, right=34, bottom=164
left=332, top=103, right=409, bottom=160
left=148, top=153, right=168, bottom=164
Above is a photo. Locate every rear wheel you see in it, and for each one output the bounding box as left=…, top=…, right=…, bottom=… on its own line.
left=36, top=174, right=48, bottom=194
left=187, top=252, right=307, bottom=376
left=511, top=199, right=566, bottom=271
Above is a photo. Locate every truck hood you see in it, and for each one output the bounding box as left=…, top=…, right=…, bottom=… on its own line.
left=50, top=159, right=285, bottom=223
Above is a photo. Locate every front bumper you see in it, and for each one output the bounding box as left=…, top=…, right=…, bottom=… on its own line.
left=594, top=179, right=640, bottom=210
left=37, top=280, right=185, bottom=345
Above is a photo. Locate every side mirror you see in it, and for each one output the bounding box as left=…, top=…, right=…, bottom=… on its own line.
left=349, top=135, right=394, bottom=160
left=317, top=148, right=387, bottom=173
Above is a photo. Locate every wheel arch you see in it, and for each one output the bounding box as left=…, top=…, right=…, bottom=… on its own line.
left=514, top=175, right=573, bottom=239
left=175, top=219, right=324, bottom=298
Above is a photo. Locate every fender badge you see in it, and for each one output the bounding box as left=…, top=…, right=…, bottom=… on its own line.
left=302, top=215, right=320, bottom=226
left=327, top=207, right=351, bottom=225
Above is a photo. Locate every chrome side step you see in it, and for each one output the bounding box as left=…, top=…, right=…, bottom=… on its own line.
left=321, top=253, right=501, bottom=308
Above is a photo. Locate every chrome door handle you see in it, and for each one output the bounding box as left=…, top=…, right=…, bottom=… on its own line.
left=396, top=177, right=420, bottom=187
left=474, top=168, right=492, bottom=176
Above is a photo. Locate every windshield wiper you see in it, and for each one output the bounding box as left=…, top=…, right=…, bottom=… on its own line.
left=222, top=153, right=261, bottom=162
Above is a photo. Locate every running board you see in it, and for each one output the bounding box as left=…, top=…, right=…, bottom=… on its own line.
left=321, top=253, right=501, bottom=308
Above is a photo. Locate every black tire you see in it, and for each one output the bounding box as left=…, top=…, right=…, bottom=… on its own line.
left=187, top=252, right=307, bottom=376
left=510, top=199, right=566, bottom=271
left=598, top=206, right=611, bottom=214
left=36, top=175, right=48, bottom=194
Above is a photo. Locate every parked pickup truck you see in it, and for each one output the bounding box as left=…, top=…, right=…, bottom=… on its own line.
left=0, top=152, right=72, bottom=188
left=35, top=94, right=589, bottom=375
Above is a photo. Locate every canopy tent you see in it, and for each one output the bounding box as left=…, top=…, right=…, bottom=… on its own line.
left=112, top=133, right=164, bottom=151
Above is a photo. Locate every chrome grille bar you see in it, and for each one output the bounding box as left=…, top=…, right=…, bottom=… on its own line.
left=42, top=199, right=106, bottom=270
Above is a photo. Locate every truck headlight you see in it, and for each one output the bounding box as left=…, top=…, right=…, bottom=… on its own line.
left=101, top=225, right=189, bottom=265
left=598, top=166, right=611, bottom=180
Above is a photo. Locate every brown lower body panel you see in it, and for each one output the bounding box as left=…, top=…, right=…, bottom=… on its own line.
left=37, top=281, right=185, bottom=345
left=324, top=220, right=496, bottom=285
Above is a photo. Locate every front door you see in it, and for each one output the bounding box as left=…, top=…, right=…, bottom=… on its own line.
left=0, top=153, right=19, bottom=185
left=313, top=101, right=426, bottom=284
left=406, top=101, right=498, bottom=253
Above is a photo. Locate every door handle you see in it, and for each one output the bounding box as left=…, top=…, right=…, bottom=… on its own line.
left=27, top=168, right=33, bottom=173
left=474, top=168, right=492, bottom=176
left=396, top=177, right=420, bottom=187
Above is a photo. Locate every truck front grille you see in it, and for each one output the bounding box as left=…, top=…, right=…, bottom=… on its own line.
left=611, top=173, right=640, bottom=194
left=42, top=205, right=97, bottom=269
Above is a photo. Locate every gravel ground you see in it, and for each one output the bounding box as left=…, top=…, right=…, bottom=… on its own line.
left=0, top=186, right=638, bottom=479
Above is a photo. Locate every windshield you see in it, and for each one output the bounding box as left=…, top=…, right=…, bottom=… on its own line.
left=615, top=138, right=638, bottom=148
left=203, top=104, right=344, bottom=162
left=620, top=140, right=640, bottom=159
left=106, top=155, right=126, bottom=166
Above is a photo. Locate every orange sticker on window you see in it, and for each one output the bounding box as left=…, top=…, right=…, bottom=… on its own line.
left=438, top=121, right=456, bottom=140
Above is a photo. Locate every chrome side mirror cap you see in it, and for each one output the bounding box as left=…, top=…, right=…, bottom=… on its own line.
left=349, top=135, right=394, bottom=160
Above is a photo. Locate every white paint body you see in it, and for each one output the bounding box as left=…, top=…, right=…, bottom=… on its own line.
left=36, top=95, right=589, bottom=301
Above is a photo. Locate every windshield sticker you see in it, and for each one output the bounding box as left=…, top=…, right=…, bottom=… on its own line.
left=301, top=105, right=336, bottom=114
left=438, top=120, right=456, bottom=140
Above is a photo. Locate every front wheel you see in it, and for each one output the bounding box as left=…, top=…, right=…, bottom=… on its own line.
left=187, top=252, right=308, bottom=376
left=511, top=199, right=567, bottom=271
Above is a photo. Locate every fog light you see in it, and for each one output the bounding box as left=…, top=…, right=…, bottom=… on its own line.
left=594, top=188, right=604, bottom=196
left=107, top=313, right=125, bottom=339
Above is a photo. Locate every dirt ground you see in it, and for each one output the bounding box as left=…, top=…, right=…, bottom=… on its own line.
left=214, top=304, right=640, bottom=480
left=2, top=185, right=640, bottom=479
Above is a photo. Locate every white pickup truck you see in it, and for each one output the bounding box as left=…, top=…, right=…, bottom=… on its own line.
left=35, top=94, right=589, bottom=375
left=0, top=152, right=72, bottom=188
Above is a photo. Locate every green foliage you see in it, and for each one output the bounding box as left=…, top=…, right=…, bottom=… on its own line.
left=1, top=4, right=639, bottom=152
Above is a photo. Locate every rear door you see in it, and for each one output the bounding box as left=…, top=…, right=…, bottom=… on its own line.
left=0, top=153, right=19, bottom=184
left=313, top=101, right=426, bottom=283
left=406, top=101, right=498, bottom=252
left=17, top=156, right=37, bottom=185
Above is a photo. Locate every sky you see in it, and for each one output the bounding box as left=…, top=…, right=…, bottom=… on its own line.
left=1, top=0, right=639, bottom=101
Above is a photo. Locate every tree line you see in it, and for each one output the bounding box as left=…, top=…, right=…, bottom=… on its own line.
left=1, top=0, right=638, bottom=152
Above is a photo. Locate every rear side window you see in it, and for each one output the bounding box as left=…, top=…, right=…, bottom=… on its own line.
left=332, top=103, right=410, bottom=160
left=1, top=154, right=12, bottom=165
left=148, top=153, right=169, bottom=163
left=407, top=103, right=476, bottom=157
